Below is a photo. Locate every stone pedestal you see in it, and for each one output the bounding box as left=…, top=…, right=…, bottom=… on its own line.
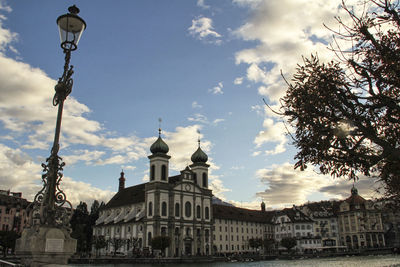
left=15, top=226, right=76, bottom=267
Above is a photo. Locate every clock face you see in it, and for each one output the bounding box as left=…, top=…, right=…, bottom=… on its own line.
left=185, top=184, right=191, bottom=191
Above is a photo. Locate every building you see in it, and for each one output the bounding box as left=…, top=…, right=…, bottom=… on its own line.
left=212, top=202, right=274, bottom=254
left=273, top=206, right=320, bottom=252
left=338, top=186, right=386, bottom=249
left=94, top=130, right=213, bottom=257
left=300, top=201, right=341, bottom=250
left=0, top=190, right=31, bottom=233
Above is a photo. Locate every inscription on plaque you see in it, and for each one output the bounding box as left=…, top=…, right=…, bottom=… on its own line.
left=45, top=238, right=64, bottom=252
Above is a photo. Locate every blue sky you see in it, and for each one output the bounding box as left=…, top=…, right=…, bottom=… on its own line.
left=0, top=0, right=381, bottom=209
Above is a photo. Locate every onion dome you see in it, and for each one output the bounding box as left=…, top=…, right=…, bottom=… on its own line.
left=150, top=128, right=169, bottom=154
left=191, top=139, right=208, bottom=163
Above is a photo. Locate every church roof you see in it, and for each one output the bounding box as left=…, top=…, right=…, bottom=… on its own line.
left=150, top=133, right=169, bottom=154
left=191, top=146, right=208, bottom=163
left=213, top=204, right=275, bottom=223
left=104, top=183, right=146, bottom=209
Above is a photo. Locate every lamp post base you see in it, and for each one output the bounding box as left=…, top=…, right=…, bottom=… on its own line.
left=16, top=226, right=76, bottom=267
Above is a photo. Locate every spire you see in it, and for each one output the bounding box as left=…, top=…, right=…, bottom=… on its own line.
left=118, top=170, right=125, bottom=192
left=150, top=119, right=169, bottom=154
left=191, top=131, right=208, bottom=163
left=351, top=184, right=358, bottom=196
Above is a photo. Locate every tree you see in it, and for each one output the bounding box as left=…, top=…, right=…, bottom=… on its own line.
left=92, top=235, right=107, bottom=257
left=150, top=236, right=171, bottom=256
left=109, top=237, right=125, bottom=255
left=70, top=201, right=91, bottom=254
left=280, top=237, right=297, bottom=252
left=263, top=238, right=275, bottom=253
left=278, top=0, right=400, bottom=200
left=0, top=231, right=19, bottom=256
left=248, top=237, right=263, bottom=251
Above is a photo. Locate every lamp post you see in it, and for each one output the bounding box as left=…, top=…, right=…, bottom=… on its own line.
left=16, top=6, right=86, bottom=266
left=34, top=4, right=86, bottom=227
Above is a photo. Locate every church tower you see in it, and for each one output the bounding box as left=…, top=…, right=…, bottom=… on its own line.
left=190, top=138, right=209, bottom=188
left=118, top=170, right=125, bottom=192
left=148, top=128, right=170, bottom=183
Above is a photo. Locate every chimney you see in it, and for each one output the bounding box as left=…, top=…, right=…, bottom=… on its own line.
left=118, top=171, right=126, bottom=192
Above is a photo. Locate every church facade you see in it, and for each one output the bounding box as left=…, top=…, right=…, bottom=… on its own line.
left=94, top=130, right=213, bottom=257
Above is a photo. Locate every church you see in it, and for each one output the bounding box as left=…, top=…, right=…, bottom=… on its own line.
left=94, top=129, right=213, bottom=257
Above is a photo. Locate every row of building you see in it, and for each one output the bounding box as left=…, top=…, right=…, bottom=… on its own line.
left=91, top=132, right=399, bottom=256
left=1, top=131, right=399, bottom=256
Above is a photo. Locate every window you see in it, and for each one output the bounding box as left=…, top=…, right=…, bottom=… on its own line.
left=150, top=165, right=155, bottom=180
left=185, top=201, right=192, bottom=217
left=161, top=165, right=167, bottom=180
left=148, top=202, right=153, bottom=216
left=202, top=173, right=207, bottom=187
left=175, top=203, right=180, bottom=217
left=162, top=202, right=167, bottom=216
left=197, top=205, right=201, bottom=219
left=193, top=173, right=197, bottom=184
left=205, top=207, right=210, bottom=220
left=127, top=226, right=131, bottom=233
left=148, top=232, right=152, bottom=245
left=161, top=227, right=166, bottom=236
left=186, top=227, right=191, bottom=236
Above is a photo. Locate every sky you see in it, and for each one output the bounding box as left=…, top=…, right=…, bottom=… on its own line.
left=0, top=0, right=383, bottom=210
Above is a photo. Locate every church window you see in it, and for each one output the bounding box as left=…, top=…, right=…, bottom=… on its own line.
left=161, top=165, right=167, bottom=180
left=185, top=201, right=192, bottom=217
left=193, top=173, right=197, bottom=184
left=202, top=173, right=207, bottom=187
left=162, top=202, right=167, bottom=216
left=205, top=207, right=210, bottom=219
left=148, top=202, right=153, bottom=216
left=175, top=203, right=180, bottom=217
left=196, top=205, right=201, bottom=219
left=150, top=165, right=155, bottom=181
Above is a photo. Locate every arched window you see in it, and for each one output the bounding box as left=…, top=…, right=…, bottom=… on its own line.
left=162, top=201, right=167, bottom=216
left=185, top=201, right=192, bottom=217
left=205, top=207, right=209, bottom=219
left=202, top=173, right=207, bottom=187
left=175, top=203, right=180, bottom=217
left=193, top=173, right=197, bottom=184
left=150, top=165, right=155, bottom=181
left=196, top=205, right=201, bottom=219
left=161, top=165, right=167, bottom=180
left=148, top=202, right=153, bottom=216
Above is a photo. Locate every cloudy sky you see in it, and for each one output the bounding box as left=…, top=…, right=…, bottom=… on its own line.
left=0, top=0, right=382, bottom=209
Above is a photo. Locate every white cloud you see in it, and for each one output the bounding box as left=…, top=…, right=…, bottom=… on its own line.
left=212, top=118, right=224, bottom=125
left=0, top=1, right=12, bottom=13
left=209, top=82, right=223, bottom=94
left=0, top=143, right=114, bottom=206
left=188, top=16, right=222, bottom=44
left=234, top=77, right=243, bottom=85
left=197, top=0, right=210, bottom=9
left=254, top=118, right=287, bottom=155
left=192, top=101, right=203, bottom=109
left=188, top=113, right=208, bottom=124
left=255, top=162, right=382, bottom=209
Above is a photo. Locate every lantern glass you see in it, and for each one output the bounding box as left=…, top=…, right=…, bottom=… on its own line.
left=57, top=13, right=86, bottom=51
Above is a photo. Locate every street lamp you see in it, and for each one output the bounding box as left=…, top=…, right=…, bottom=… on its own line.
left=31, top=5, right=86, bottom=227
left=16, top=6, right=86, bottom=266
